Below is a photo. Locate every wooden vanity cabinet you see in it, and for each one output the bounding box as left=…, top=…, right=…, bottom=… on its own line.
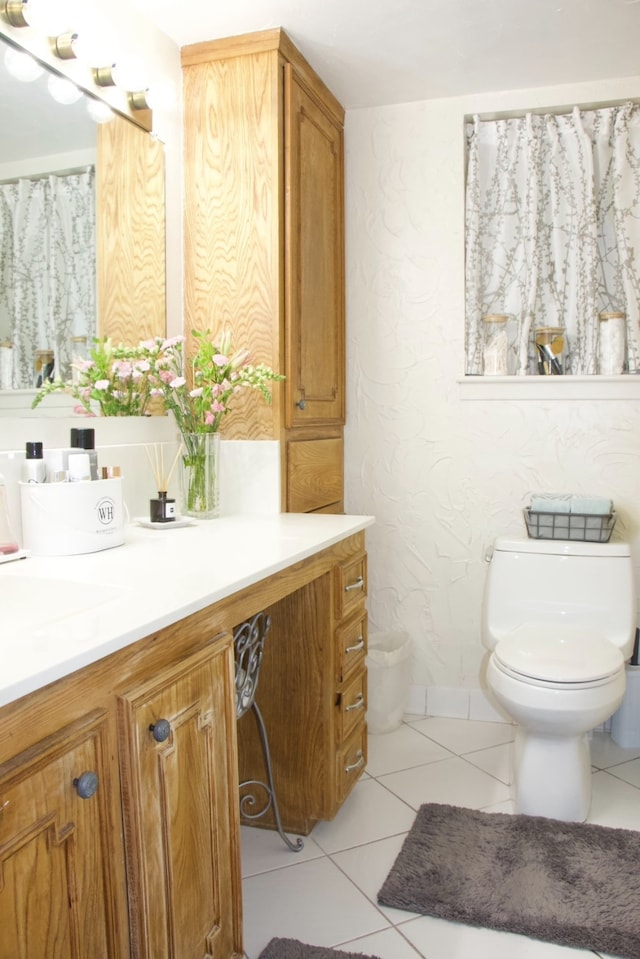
left=118, top=638, right=240, bottom=959
left=235, top=533, right=368, bottom=835
left=0, top=527, right=369, bottom=956
left=0, top=616, right=242, bottom=959
left=182, top=29, right=346, bottom=513
left=0, top=709, right=127, bottom=959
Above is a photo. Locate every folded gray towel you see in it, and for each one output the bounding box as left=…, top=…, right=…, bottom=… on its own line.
left=570, top=496, right=613, bottom=515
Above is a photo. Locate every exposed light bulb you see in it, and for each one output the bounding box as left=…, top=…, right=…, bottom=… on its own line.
left=111, top=56, right=148, bottom=93
left=143, top=80, right=176, bottom=111
left=47, top=72, right=82, bottom=104
left=3, top=46, right=44, bottom=82
left=70, top=30, right=116, bottom=68
left=21, top=0, right=74, bottom=35
left=86, top=97, right=114, bottom=124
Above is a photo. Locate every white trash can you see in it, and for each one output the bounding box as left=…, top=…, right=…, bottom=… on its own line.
left=611, top=666, right=640, bottom=748
left=365, top=630, right=412, bottom=734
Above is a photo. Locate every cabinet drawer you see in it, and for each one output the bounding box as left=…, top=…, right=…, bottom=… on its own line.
left=336, top=725, right=367, bottom=805
left=335, top=551, right=367, bottom=620
left=287, top=437, right=343, bottom=513
left=338, top=671, right=367, bottom=743
left=336, top=610, right=367, bottom=685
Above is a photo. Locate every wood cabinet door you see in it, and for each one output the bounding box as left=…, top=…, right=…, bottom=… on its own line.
left=285, top=65, right=345, bottom=428
left=118, top=639, right=242, bottom=959
left=0, top=710, right=128, bottom=959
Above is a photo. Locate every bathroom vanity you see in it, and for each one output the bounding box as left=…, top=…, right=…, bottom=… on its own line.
left=0, top=513, right=372, bottom=959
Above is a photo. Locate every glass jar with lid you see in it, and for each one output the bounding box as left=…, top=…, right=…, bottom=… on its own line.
left=598, top=312, right=626, bottom=375
left=534, top=327, right=565, bottom=375
left=0, top=340, right=13, bottom=390
left=481, top=314, right=510, bottom=375
left=34, top=349, right=55, bottom=388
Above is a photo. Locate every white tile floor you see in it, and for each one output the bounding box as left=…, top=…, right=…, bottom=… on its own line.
left=240, top=717, right=640, bottom=959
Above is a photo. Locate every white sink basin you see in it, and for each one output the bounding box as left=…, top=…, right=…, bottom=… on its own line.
left=0, top=575, right=124, bottom=633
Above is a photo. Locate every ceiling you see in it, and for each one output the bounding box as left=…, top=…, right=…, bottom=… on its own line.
left=131, top=0, right=640, bottom=109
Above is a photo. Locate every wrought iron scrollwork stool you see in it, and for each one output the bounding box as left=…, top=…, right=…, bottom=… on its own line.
left=234, top=611, right=303, bottom=852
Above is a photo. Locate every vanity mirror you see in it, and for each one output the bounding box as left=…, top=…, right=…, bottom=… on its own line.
left=0, top=27, right=166, bottom=406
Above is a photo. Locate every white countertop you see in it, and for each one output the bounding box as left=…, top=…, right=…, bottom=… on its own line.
left=0, top=513, right=374, bottom=708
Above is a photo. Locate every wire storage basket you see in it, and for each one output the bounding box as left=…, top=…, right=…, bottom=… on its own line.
left=523, top=508, right=616, bottom=543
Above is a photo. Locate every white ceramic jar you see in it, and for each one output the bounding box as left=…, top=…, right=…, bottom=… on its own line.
left=598, top=312, right=626, bottom=375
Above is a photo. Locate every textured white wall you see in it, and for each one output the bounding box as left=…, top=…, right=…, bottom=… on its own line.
left=344, top=77, right=640, bottom=700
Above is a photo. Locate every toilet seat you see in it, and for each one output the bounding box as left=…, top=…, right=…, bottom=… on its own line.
left=493, top=627, right=624, bottom=688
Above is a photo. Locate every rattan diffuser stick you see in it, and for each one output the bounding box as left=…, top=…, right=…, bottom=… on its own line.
left=145, top=443, right=181, bottom=493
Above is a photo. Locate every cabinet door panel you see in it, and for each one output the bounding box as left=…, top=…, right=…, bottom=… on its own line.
left=287, top=436, right=343, bottom=512
left=285, top=66, right=345, bottom=427
left=0, top=710, right=126, bottom=959
left=118, top=639, right=241, bottom=959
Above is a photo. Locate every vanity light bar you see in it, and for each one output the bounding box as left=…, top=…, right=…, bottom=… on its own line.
left=0, top=2, right=155, bottom=120
left=128, top=89, right=150, bottom=111
left=50, top=30, right=76, bottom=60
left=2, top=0, right=28, bottom=28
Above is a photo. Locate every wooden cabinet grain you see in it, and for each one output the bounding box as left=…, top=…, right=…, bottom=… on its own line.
left=118, top=640, right=240, bottom=959
left=0, top=528, right=368, bottom=955
left=0, top=617, right=242, bottom=959
left=0, top=710, right=128, bottom=959
left=236, top=532, right=368, bottom=835
left=182, top=29, right=346, bottom=512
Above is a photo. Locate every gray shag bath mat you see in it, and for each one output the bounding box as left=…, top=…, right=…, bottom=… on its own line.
left=378, top=803, right=640, bottom=958
left=257, top=939, right=380, bottom=959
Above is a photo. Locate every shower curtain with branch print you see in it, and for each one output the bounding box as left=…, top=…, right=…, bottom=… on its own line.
left=465, top=103, right=640, bottom=375
left=0, top=168, right=95, bottom=389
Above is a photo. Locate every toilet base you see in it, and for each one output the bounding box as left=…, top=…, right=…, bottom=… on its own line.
left=512, top=726, right=591, bottom=822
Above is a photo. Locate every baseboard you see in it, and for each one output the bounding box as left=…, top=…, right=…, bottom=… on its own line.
left=407, top=684, right=510, bottom=724
left=407, top=683, right=612, bottom=732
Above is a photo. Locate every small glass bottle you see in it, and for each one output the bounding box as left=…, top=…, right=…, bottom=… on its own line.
left=0, top=474, right=19, bottom=555
left=150, top=491, right=177, bottom=523
left=71, top=427, right=99, bottom=480
left=22, top=442, right=46, bottom=483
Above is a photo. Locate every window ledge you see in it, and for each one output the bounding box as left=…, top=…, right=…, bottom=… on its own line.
left=458, top=375, right=640, bottom=401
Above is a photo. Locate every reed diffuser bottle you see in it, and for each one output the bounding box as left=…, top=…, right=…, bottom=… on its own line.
left=146, top=443, right=180, bottom=523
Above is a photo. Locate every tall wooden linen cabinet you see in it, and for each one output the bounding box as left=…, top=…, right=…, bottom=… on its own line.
left=182, top=29, right=346, bottom=513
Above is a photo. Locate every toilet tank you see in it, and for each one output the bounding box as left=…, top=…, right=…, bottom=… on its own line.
left=482, top=537, right=636, bottom=657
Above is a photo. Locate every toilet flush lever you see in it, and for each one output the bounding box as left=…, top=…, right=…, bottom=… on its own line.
left=484, top=545, right=494, bottom=563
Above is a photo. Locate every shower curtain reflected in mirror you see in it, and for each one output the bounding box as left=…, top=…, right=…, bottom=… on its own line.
left=0, top=167, right=96, bottom=389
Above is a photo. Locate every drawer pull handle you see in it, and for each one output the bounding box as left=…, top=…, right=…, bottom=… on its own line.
left=345, top=693, right=365, bottom=712
left=296, top=398, right=306, bottom=410
left=73, top=771, right=99, bottom=799
left=345, top=750, right=365, bottom=774
left=345, top=576, right=364, bottom=593
left=345, top=637, right=365, bottom=654
left=149, top=718, right=171, bottom=742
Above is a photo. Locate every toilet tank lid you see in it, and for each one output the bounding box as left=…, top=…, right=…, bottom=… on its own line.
left=494, top=536, right=630, bottom=558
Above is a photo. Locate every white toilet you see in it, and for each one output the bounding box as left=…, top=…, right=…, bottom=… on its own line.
left=482, top=536, right=636, bottom=822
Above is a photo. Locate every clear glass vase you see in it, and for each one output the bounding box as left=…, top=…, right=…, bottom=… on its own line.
left=180, top=432, right=220, bottom=519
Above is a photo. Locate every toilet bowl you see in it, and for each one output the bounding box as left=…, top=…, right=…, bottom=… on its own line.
left=482, top=537, right=635, bottom=822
